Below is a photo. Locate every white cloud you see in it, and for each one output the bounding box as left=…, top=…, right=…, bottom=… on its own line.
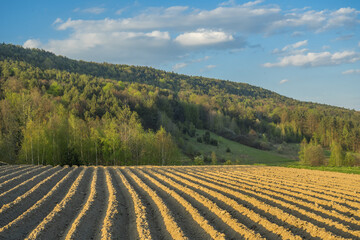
left=116, top=8, right=127, bottom=15
left=264, top=50, right=360, bottom=67
left=279, top=79, right=289, bottom=84
left=172, top=62, right=187, bottom=70
left=172, top=56, right=211, bottom=71
left=342, top=69, right=360, bottom=75
left=31, top=3, right=360, bottom=65
left=206, top=64, right=217, bottom=69
left=175, top=29, right=234, bottom=46
left=242, top=0, right=263, bottom=7
left=220, top=0, right=236, bottom=6
left=268, top=7, right=360, bottom=34
left=23, top=39, right=41, bottom=49
left=53, top=18, right=63, bottom=25
left=272, top=40, right=308, bottom=54
left=42, top=30, right=177, bottom=65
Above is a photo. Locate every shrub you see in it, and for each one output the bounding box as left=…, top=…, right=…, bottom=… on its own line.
left=301, top=144, right=325, bottom=166
left=224, top=160, right=232, bottom=165
left=344, top=152, right=355, bottom=166
left=211, top=151, right=217, bottom=165
left=210, top=139, right=218, bottom=146
left=194, top=155, right=205, bottom=165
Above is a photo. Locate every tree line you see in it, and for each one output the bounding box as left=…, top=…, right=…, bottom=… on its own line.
left=0, top=44, right=359, bottom=166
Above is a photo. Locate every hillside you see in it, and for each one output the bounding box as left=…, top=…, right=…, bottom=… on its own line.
left=0, top=43, right=359, bottom=166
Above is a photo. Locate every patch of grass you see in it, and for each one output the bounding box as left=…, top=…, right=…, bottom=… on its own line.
left=186, top=129, right=295, bottom=166
left=286, top=164, right=360, bottom=175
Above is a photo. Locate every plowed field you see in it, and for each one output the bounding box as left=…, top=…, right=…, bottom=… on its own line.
left=0, top=165, right=359, bottom=239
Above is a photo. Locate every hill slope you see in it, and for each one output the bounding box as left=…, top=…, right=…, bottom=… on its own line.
left=0, top=43, right=359, bottom=165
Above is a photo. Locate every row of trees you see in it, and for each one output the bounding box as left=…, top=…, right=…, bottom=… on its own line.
left=299, top=139, right=358, bottom=167
left=0, top=84, right=179, bottom=165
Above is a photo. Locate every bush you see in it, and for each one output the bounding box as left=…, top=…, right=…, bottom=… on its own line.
left=226, top=147, right=231, bottom=153
left=194, top=155, right=205, bottom=165
left=344, top=152, right=355, bottom=166
left=224, top=160, right=232, bottom=165
left=203, top=131, right=211, bottom=144
left=210, top=139, right=218, bottom=146
left=301, top=144, right=325, bottom=166
left=197, top=137, right=203, bottom=143
left=211, top=151, right=217, bottom=165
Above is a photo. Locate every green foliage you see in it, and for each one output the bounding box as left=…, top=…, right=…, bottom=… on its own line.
left=299, top=140, right=325, bottom=166
left=344, top=152, right=356, bottom=166
left=194, top=155, right=205, bottom=165
left=211, top=151, right=217, bottom=165
left=329, top=141, right=345, bottom=167
left=48, top=81, right=63, bottom=96
left=0, top=43, right=359, bottom=167
left=224, top=160, right=232, bottom=165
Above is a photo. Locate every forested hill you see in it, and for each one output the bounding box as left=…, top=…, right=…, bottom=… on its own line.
left=0, top=43, right=288, bottom=101
left=0, top=43, right=359, bottom=166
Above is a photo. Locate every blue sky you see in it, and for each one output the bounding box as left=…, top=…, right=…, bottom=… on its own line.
left=1, top=0, right=360, bottom=110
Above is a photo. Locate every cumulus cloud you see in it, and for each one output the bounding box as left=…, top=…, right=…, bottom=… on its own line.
left=342, top=69, right=360, bottom=74
left=23, top=39, right=41, bottom=49
left=264, top=50, right=360, bottom=67
left=175, top=29, right=234, bottom=46
left=173, top=62, right=188, bottom=70
left=28, top=3, right=360, bottom=65
left=272, top=40, right=308, bottom=54
left=279, top=79, right=289, bottom=84
left=268, top=7, right=360, bottom=34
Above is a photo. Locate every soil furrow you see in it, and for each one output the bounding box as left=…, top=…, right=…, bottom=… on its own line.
left=134, top=168, right=224, bottom=240
left=100, top=167, right=119, bottom=240
left=157, top=168, right=302, bottom=240
left=0, top=167, right=68, bottom=222
left=0, top=166, right=50, bottom=193
left=0, top=165, right=37, bottom=183
left=62, top=167, right=96, bottom=240
left=123, top=168, right=187, bottom=240
left=25, top=167, right=89, bottom=240
left=113, top=168, right=150, bottom=240
left=169, top=168, right=341, bottom=240
left=148, top=168, right=264, bottom=240
left=0, top=167, right=80, bottom=240
left=63, top=167, right=108, bottom=240
left=181, top=168, right=360, bottom=239
left=194, top=168, right=360, bottom=228
left=203, top=168, right=360, bottom=220
left=0, top=166, right=61, bottom=202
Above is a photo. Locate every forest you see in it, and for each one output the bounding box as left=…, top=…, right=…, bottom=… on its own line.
left=0, top=43, right=359, bottom=166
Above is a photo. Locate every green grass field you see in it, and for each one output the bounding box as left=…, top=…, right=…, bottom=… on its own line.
left=183, top=130, right=360, bottom=175
left=185, top=130, right=295, bottom=166
left=286, top=164, right=360, bottom=174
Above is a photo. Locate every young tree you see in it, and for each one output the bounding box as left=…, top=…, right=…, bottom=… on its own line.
left=329, top=141, right=344, bottom=166
left=155, top=126, right=179, bottom=165
left=299, top=138, right=325, bottom=166
left=211, top=151, right=217, bottom=165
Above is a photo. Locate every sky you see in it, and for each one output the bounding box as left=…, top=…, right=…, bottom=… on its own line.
left=1, top=0, right=359, bottom=110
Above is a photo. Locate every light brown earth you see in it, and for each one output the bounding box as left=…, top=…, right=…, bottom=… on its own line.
left=0, top=165, right=359, bottom=239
